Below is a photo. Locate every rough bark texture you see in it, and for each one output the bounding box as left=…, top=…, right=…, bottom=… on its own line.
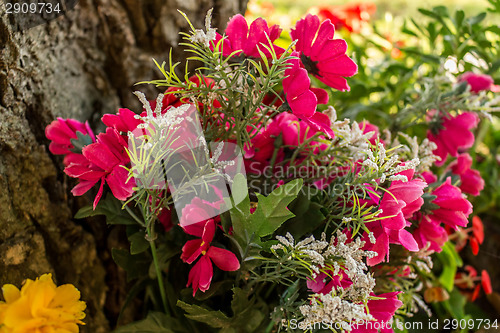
left=0, top=0, right=246, bottom=331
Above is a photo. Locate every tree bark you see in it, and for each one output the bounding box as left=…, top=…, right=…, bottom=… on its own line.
left=0, top=0, right=246, bottom=331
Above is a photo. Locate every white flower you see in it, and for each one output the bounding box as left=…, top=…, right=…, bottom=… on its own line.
left=190, top=8, right=217, bottom=47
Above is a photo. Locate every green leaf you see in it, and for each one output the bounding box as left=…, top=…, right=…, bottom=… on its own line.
left=418, top=8, right=440, bottom=20
left=228, top=174, right=251, bottom=244
left=70, top=131, right=94, bottom=154
left=128, top=231, right=150, bottom=255
left=112, top=248, right=151, bottom=282
left=113, top=312, right=177, bottom=332
left=443, top=289, right=467, bottom=319
left=282, top=192, right=325, bottom=239
left=177, top=301, right=231, bottom=328
left=433, top=6, right=450, bottom=18
left=248, top=179, right=303, bottom=237
left=117, top=278, right=150, bottom=324
left=454, top=10, right=465, bottom=30
left=467, top=12, right=487, bottom=26
left=74, top=194, right=136, bottom=225
left=436, top=242, right=460, bottom=291
left=230, top=288, right=265, bottom=332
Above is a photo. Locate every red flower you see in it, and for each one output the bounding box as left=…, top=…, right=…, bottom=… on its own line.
left=102, top=108, right=143, bottom=134
left=315, top=2, right=376, bottom=33
left=458, top=72, right=495, bottom=93
left=291, top=14, right=358, bottom=91
left=45, top=118, right=96, bottom=166
left=158, top=207, right=173, bottom=232
left=179, top=196, right=224, bottom=235
left=430, top=178, right=473, bottom=230
left=213, top=15, right=284, bottom=59
left=472, top=216, right=485, bottom=246
left=481, top=270, right=493, bottom=295
left=455, top=266, right=492, bottom=301
left=351, top=292, right=402, bottom=333
left=64, top=127, right=135, bottom=209
left=456, top=216, right=485, bottom=255
left=427, top=112, right=479, bottom=166
left=307, top=272, right=402, bottom=333
left=282, top=56, right=334, bottom=138
left=181, top=219, right=240, bottom=295
left=449, top=153, right=484, bottom=196
left=148, top=76, right=221, bottom=114
left=244, top=112, right=328, bottom=173
left=363, top=168, right=426, bottom=266
left=414, top=215, right=448, bottom=252
left=359, top=121, right=381, bottom=145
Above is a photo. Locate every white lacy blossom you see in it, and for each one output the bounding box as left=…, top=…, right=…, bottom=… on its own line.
left=190, top=8, right=217, bottom=47
left=299, top=291, right=374, bottom=331
left=273, top=231, right=378, bottom=329
left=394, top=133, right=439, bottom=172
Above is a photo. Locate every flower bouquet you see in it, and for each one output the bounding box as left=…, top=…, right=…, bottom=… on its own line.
left=3, top=3, right=499, bottom=332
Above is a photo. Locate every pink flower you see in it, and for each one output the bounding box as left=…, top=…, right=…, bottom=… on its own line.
left=351, top=292, right=402, bottom=333
left=158, top=207, right=173, bottom=232
left=282, top=53, right=334, bottom=138
left=45, top=118, right=96, bottom=166
left=102, top=108, right=143, bottom=134
left=359, top=121, right=381, bottom=145
left=363, top=168, right=426, bottom=266
left=244, top=112, right=327, bottom=172
left=179, top=197, right=223, bottom=235
left=448, top=153, right=484, bottom=196
left=307, top=271, right=352, bottom=295
left=181, top=219, right=240, bottom=296
left=458, top=72, right=494, bottom=93
left=429, top=177, right=473, bottom=230
left=316, top=2, right=376, bottom=33
left=283, top=53, right=324, bottom=119
left=307, top=271, right=402, bottom=333
left=427, top=112, right=479, bottom=166
left=213, top=15, right=284, bottom=59
left=421, top=171, right=437, bottom=184
left=64, top=127, right=135, bottom=209
left=290, top=14, right=358, bottom=91
left=414, top=215, right=448, bottom=252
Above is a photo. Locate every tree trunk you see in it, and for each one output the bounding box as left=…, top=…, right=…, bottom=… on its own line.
left=0, top=0, right=246, bottom=331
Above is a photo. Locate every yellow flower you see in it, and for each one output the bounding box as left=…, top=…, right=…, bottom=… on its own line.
left=0, top=274, right=86, bottom=333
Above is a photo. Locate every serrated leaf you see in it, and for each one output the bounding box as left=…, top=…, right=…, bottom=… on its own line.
left=177, top=301, right=231, bottom=328
left=74, top=193, right=136, bottom=225
left=248, top=179, right=303, bottom=237
left=70, top=131, right=94, bottom=154
left=113, top=312, right=177, bottom=332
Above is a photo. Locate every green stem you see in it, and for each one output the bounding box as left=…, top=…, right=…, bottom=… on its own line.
left=149, top=237, right=170, bottom=315
left=264, top=319, right=275, bottom=333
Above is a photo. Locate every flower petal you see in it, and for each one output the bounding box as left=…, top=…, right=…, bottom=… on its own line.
left=207, top=247, right=240, bottom=271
